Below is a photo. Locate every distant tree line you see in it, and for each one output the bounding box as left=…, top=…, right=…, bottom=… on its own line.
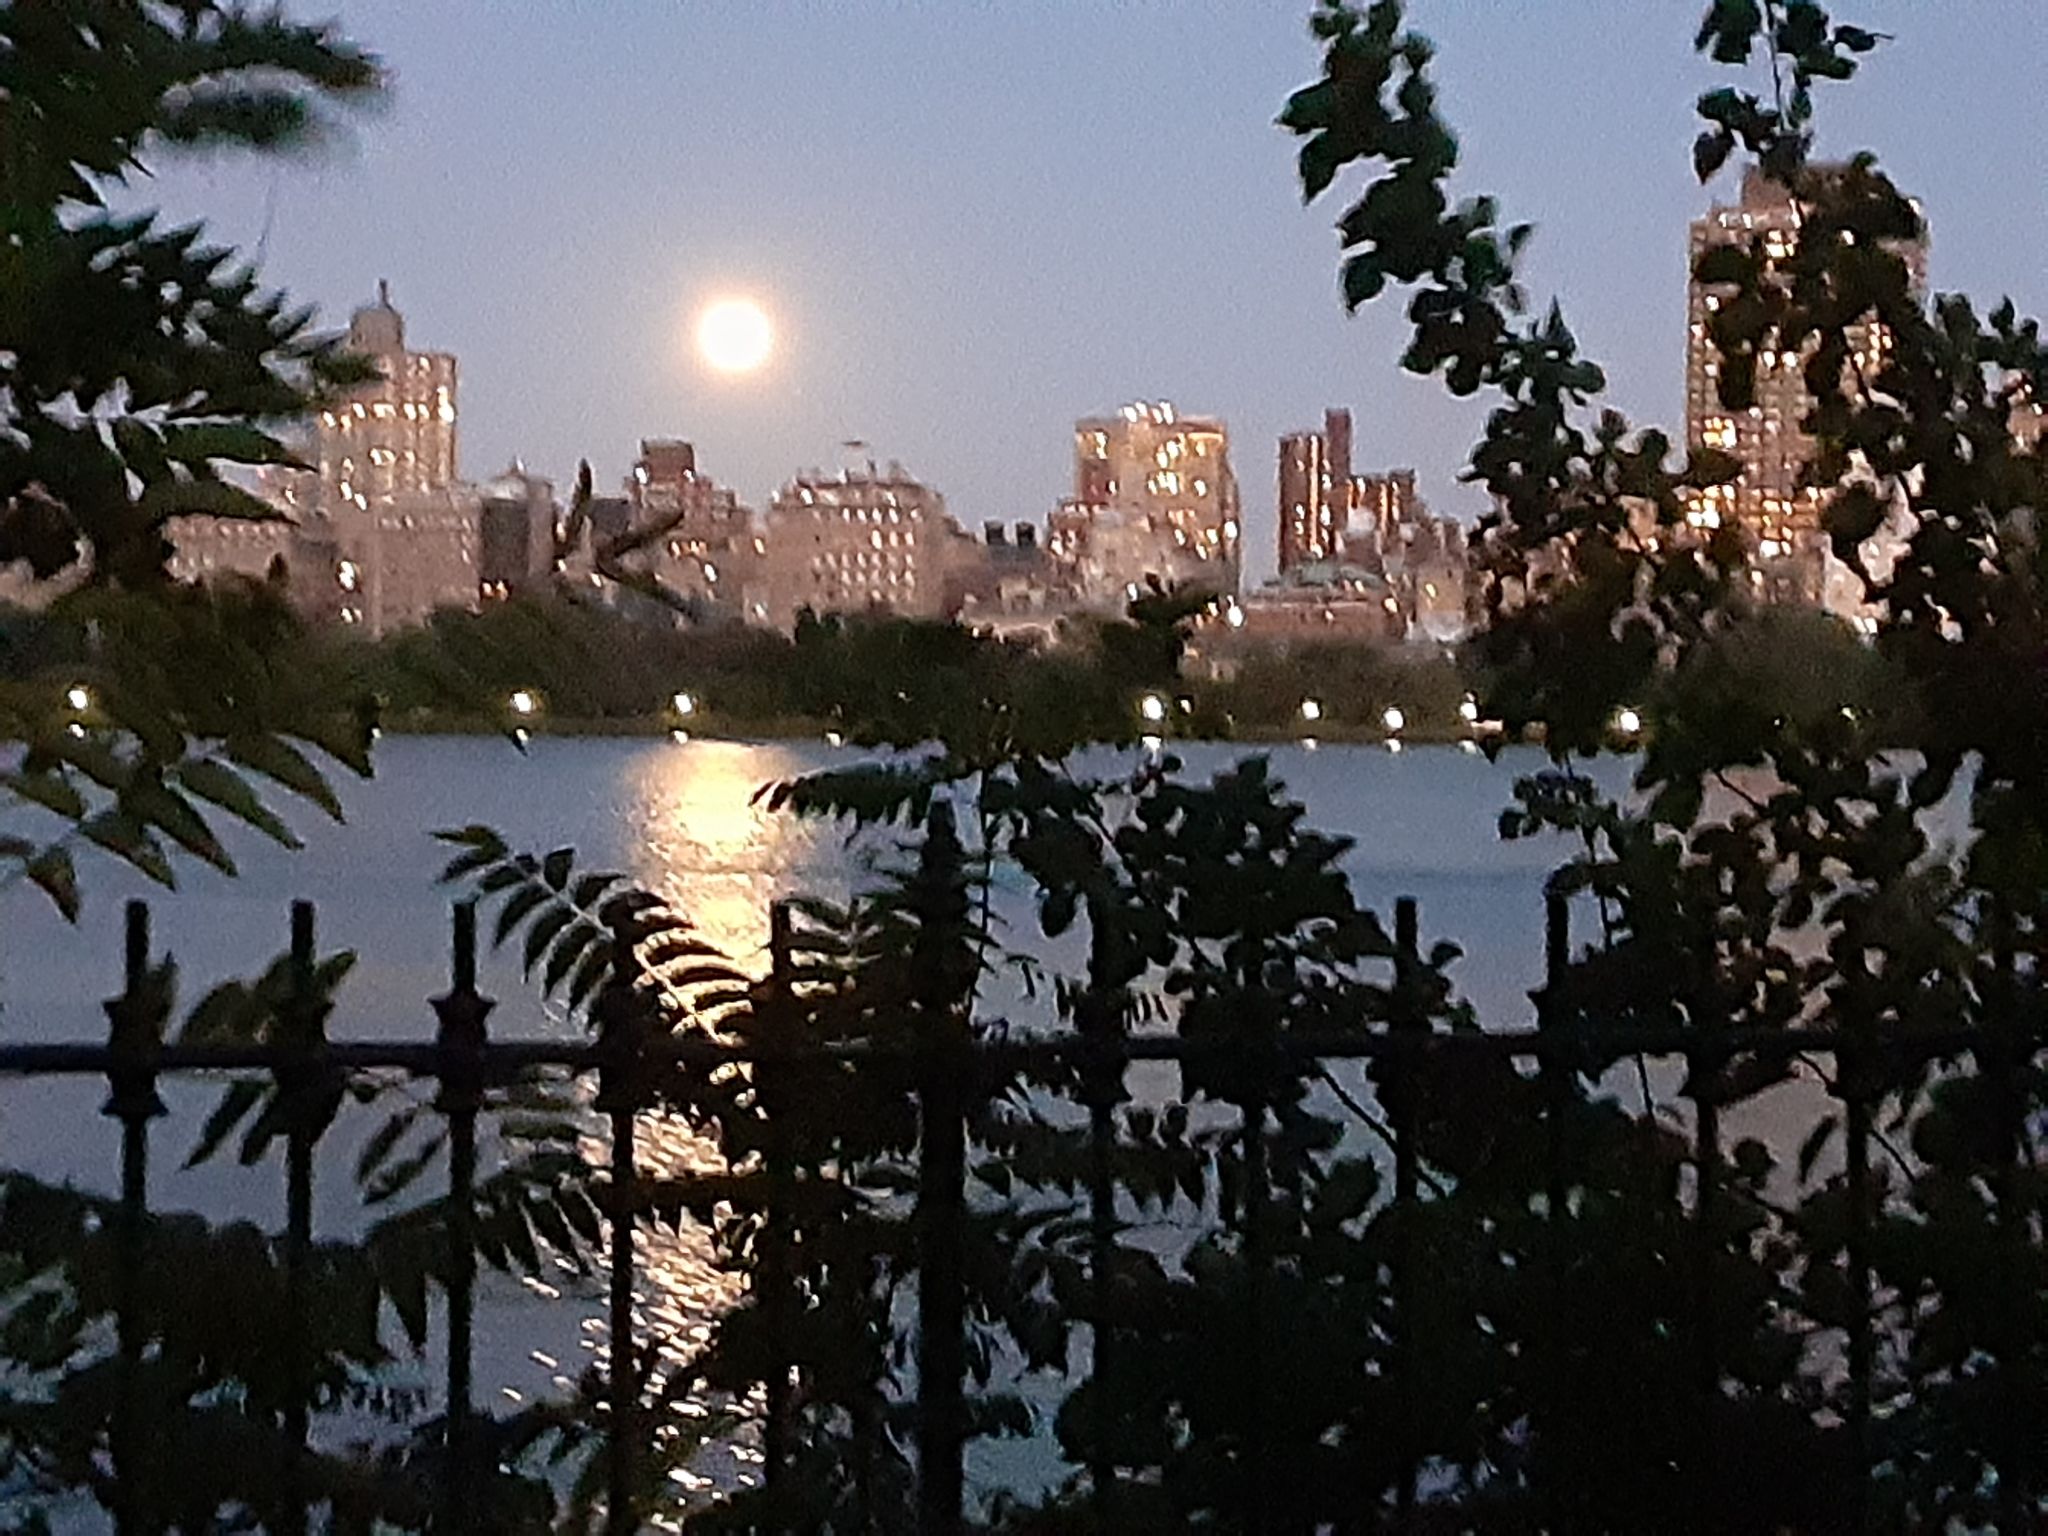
left=0, top=580, right=1909, bottom=747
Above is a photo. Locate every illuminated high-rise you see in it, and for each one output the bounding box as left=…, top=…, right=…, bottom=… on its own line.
left=1053, top=401, right=1240, bottom=605
left=313, top=284, right=474, bottom=633
left=315, top=281, right=459, bottom=511
left=761, top=453, right=956, bottom=627
left=1686, top=167, right=1927, bottom=605
left=169, top=283, right=478, bottom=634
left=1277, top=409, right=1352, bottom=571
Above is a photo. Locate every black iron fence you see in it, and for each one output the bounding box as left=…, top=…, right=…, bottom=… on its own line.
left=0, top=893, right=2023, bottom=1533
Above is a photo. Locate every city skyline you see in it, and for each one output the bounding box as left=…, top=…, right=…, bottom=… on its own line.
left=118, top=2, right=2047, bottom=576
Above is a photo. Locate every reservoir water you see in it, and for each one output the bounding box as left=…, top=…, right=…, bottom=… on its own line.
left=0, top=734, right=1712, bottom=1518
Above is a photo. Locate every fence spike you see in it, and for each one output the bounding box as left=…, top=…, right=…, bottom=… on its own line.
left=103, top=899, right=163, bottom=1536
left=758, top=900, right=796, bottom=1501
left=279, top=899, right=330, bottom=1536
left=1080, top=989, right=1124, bottom=1526
left=1392, top=895, right=1422, bottom=1526
left=433, top=899, right=493, bottom=1534
left=594, top=924, right=650, bottom=1536
left=1844, top=1059, right=1872, bottom=1535
left=1539, top=890, right=1572, bottom=1531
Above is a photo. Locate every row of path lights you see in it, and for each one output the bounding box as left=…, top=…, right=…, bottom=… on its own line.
left=512, top=685, right=1644, bottom=752
left=1139, top=690, right=1655, bottom=750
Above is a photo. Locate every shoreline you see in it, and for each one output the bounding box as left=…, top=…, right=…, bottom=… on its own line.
left=379, top=712, right=1515, bottom=749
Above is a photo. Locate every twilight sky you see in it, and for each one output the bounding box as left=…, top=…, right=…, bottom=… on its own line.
left=133, top=2, right=2045, bottom=576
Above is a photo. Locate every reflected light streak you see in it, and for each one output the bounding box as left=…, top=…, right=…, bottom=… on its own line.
left=622, top=738, right=826, bottom=964
left=560, top=740, right=841, bottom=1509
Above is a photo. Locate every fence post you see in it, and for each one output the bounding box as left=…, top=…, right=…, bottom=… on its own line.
left=915, top=993, right=967, bottom=1536
left=758, top=901, right=795, bottom=1496
left=1985, top=900, right=2033, bottom=1527
left=1239, top=1038, right=1271, bottom=1536
left=102, top=900, right=164, bottom=1536
left=593, top=927, right=653, bottom=1536
left=1538, top=891, right=1571, bottom=1533
left=1079, top=989, right=1125, bottom=1526
left=1842, top=1049, right=1872, bottom=1536
left=1687, top=1036, right=1720, bottom=1409
left=431, top=901, right=492, bottom=1535
left=278, top=899, right=332, bottom=1536
left=908, top=803, right=971, bottom=1536
left=1391, top=895, right=1422, bottom=1528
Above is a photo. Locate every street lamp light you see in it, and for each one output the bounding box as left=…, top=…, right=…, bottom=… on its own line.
left=509, top=689, right=539, bottom=717
left=672, top=691, right=696, bottom=717
left=1459, top=694, right=1480, bottom=724
left=1300, top=698, right=1323, bottom=724
left=64, top=684, right=90, bottom=713
left=1615, top=706, right=1643, bottom=737
left=1382, top=705, right=1406, bottom=734
left=1139, top=693, right=1168, bottom=725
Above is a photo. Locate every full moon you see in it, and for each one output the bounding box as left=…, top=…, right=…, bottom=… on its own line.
left=696, top=297, right=773, bottom=374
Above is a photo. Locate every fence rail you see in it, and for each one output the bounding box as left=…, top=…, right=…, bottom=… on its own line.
left=0, top=893, right=2023, bottom=1532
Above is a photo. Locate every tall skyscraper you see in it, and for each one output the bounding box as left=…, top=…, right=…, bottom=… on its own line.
left=316, top=281, right=459, bottom=510
left=1278, top=431, right=1331, bottom=571
left=1277, top=408, right=1353, bottom=571
left=311, top=284, right=475, bottom=634
left=1686, top=167, right=1927, bottom=604
left=169, top=283, right=469, bottom=632
left=1053, top=401, right=1240, bottom=604
left=1324, top=407, right=1353, bottom=510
